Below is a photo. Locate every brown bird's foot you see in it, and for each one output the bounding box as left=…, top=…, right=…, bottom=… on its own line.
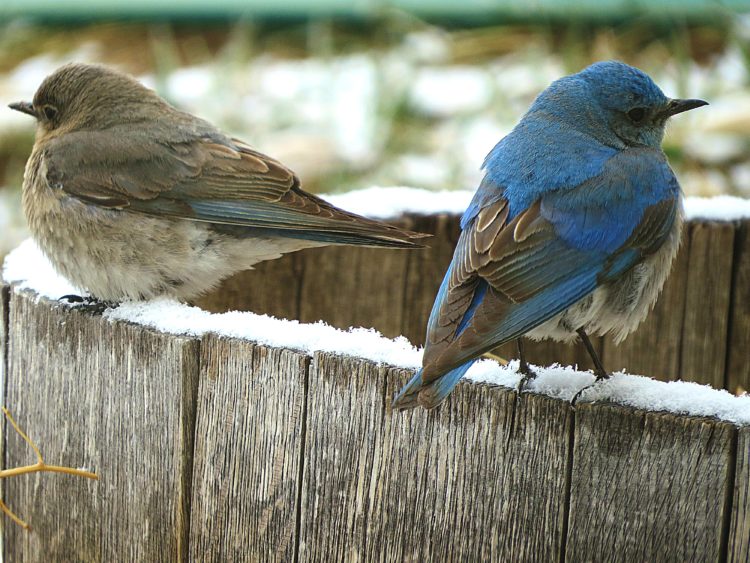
left=515, top=339, right=537, bottom=394
left=58, top=295, right=117, bottom=315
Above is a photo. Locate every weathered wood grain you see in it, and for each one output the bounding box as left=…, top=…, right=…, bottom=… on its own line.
left=727, top=223, right=750, bottom=395
left=602, top=227, right=690, bottom=381
left=1, top=282, right=8, bottom=391
left=729, top=427, right=750, bottom=563
left=4, top=290, right=200, bottom=562
left=189, top=335, right=308, bottom=562
left=194, top=252, right=304, bottom=321
left=681, top=222, right=736, bottom=388
left=566, top=403, right=737, bottom=562
left=298, top=233, right=414, bottom=339
left=298, top=352, right=572, bottom=562
left=1, top=283, right=8, bottom=514
left=296, top=352, right=393, bottom=561
left=400, top=213, right=460, bottom=345
left=370, top=380, right=573, bottom=562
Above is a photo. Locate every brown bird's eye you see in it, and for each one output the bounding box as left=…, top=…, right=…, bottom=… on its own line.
left=42, top=105, right=58, bottom=121
left=627, top=107, right=646, bottom=123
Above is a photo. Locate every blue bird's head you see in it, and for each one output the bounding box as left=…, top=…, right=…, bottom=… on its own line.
left=530, top=61, right=707, bottom=149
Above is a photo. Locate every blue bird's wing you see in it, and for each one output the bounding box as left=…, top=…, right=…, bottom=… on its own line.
left=42, top=131, right=425, bottom=248
left=394, top=148, right=680, bottom=409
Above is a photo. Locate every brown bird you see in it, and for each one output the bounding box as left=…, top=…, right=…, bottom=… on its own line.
left=10, top=63, right=425, bottom=303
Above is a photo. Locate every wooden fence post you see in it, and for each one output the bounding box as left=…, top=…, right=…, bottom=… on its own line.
left=3, top=290, right=200, bottom=561
left=297, top=352, right=572, bottom=561
left=0, top=279, right=747, bottom=561
left=566, top=403, right=737, bottom=562
left=189, top=335, right=308, bottom=561
left=680, top=222, right=736, bottom=388
left=729, top=427, right=750, bottom=563
left=727, top=223, right=750, bottom=395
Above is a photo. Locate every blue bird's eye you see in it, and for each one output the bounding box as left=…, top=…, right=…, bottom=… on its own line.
left=627, top=107, right=646, bottom=123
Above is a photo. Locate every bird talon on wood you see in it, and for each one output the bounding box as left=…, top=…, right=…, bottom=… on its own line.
left=59, top=295, right=116, bottom=315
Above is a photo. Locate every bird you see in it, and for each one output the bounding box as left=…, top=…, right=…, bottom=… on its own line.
left=9, top=63, right=426, bottom=305
left=392, top=60, right=707, bottom=410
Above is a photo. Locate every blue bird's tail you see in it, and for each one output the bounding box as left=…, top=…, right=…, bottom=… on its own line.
left=392, top=361, right=476, bottom=410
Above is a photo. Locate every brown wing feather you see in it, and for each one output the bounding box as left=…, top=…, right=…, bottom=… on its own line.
left=43, top=130, right=426, bottom=245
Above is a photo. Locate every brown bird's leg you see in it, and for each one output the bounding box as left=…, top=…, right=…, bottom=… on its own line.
left=516, top=338, right=537, bottom=393
left=58, top=295, right=117, bottom=315
left=571, top=328, right=610, bottom=405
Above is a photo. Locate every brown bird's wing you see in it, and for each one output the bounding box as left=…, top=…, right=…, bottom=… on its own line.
left=42, top=130, right=425, bottom=247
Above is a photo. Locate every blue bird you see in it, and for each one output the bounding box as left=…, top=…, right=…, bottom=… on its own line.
left=393, top=61, right=707, bottom=410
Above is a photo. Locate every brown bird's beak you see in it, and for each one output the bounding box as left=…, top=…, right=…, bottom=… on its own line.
left=662, top=98, right=708, bottom=118
left=8, top=101, right=37, bottom=118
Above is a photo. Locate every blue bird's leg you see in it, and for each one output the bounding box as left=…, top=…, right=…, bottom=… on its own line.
left=516, top=338, right=537, bottom=393
left=577, top=328, right=608, bottom=379
left=571, top=328, right=610, bottom=405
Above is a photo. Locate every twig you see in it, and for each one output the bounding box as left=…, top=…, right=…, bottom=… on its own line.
left=0, top=407, right=99, bottom=529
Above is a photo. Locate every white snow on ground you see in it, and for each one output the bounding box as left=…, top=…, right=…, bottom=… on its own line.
left=3, top=237, right=749, bottom=426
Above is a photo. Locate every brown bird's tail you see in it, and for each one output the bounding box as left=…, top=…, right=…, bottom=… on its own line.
left=267, top=190, right=430, bottom=249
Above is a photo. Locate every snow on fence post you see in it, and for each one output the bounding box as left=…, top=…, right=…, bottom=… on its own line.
left=0, top=281, right=748, bottom=561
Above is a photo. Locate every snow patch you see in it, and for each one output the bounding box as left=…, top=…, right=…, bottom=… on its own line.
left=2, top=238, right=80, bottom=299
left=324, top=187, right=750, bottom=222
left=683, top=195, right=750, bottom=221
left=323, top=186, right=474, bottom=218
left=468, top=361, right=750, bottom=426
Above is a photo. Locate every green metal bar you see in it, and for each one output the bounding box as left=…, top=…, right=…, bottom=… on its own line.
left=0, top=0, right=748, bottom=21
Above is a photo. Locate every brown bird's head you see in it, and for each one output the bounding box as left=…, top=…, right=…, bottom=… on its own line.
left=9, top=63, right=168, bottom=138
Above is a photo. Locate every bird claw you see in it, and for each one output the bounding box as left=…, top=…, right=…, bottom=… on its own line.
left=58, top=295, right=117, bottom=315
left=570, top=372, right=609, bottom=406
left=516, top=365, right=537, bottom=395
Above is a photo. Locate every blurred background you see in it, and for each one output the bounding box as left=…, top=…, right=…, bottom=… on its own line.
left=1, top=1, right=749, bottom=261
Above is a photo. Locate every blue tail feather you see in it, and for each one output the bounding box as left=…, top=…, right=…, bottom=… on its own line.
left=392, top=361, right=476, bottom=410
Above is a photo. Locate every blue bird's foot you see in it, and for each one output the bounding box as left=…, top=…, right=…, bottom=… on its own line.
left=59, top=294, right=117, bottom=315
left=570, top=369, right=610, bottom=406
left=570, top=328, right=610, bottom=405
left=515, top=339, right=537, bottom=394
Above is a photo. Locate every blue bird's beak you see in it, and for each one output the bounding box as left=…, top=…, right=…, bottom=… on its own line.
left=663, top=98, right=708, bottom=118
